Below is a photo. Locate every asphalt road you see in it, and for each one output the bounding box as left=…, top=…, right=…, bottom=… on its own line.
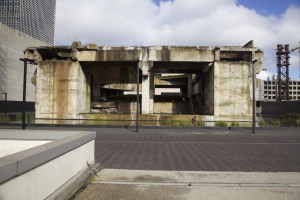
left=93, top=127, right=300, bottom=172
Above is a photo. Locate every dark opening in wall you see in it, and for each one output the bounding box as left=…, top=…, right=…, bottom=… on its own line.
left=220, top=51, right=251, bottom=62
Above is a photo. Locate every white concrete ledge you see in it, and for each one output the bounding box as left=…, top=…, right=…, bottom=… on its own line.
left=0, top=130, right=96, bottom=199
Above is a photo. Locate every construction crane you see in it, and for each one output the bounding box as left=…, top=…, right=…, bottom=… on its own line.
left=276, top=44, right=290, bottom=101
left=291, top=42, right=300, bottom=80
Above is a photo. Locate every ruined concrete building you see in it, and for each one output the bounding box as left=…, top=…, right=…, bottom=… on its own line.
left=23, top=41, right=263, bottom=125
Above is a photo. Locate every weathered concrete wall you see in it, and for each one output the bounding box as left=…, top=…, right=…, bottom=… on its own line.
left=116, top=102, right=140, bottom=114
left=0, top=23, right=48, bottom=102
left=78, top=46, right=215, bottom=62
left=214, top=62, right=252, bottom=121
left=24, top=42, right=262, bottom=122
left=36, top=61, right=90, bottom=119
left=154, top=102, right=190, bottom=114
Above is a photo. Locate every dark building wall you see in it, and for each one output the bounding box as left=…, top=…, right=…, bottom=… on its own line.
left=261, top=101, right=300, bottom=117
left=0, top=100, right=35, bottom=113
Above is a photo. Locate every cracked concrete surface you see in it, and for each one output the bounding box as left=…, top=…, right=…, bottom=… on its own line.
left=74, top=169, right=300, bottom=200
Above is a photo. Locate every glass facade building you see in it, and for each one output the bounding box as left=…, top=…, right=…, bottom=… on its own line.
left=0, top=0, right=56, bottom=45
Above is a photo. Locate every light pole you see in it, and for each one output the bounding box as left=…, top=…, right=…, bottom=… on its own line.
left=2, top=93, right=7, bottom=116
left=136, top=61, right=139, bottom=132
left=19, top=58, right=28, bottom=130
left=252, top=59, right=257, bottom=133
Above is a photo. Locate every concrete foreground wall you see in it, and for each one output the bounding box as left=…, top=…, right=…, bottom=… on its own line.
left=0, top=140, right=50, bottom=158
left=0, top=130, right=96, bottom=200
left=24, top=42, right=263, bottom=121
left=0, top=141, right=94, bottom=200
left=0, top=23, right=48, bottom=103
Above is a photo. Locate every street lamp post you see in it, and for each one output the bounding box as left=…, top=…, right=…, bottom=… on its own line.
left=252, top=59, right=257, bottom=133
left=136, top=62, right=139, bottom=132
left=19, top=58, right=28, bottom=130
left=2, top=93, right=7, bottom=116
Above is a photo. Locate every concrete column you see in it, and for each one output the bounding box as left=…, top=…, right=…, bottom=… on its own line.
left=214, top=47, right=220, bottom=62
left=36, top=61, right=90, bottom=119
left=92, top=80, right=100, bottom=101
left=149, top=73, right=154, bottom=113
left=188, top=74, right=195, bottom=114
left=141, top=61, right=154, bottom=114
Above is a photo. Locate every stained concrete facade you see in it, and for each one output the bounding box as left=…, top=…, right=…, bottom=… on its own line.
left=0, top=23, right=48, bottom=106
left=23, top=41, right=263, bottom=122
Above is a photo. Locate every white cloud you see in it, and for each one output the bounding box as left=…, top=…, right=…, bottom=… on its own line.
left=55, top=0, right=300, bottom=78
left=257, top=70, right=274, bottom=81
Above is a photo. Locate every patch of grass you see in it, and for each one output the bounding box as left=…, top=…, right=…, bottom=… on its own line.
left=215, top=121, right=228, bottom=127
left=90, top=175, right=97, bottom=183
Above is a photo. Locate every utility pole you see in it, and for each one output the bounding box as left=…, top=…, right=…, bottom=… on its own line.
left=252, top=59, right=257, bottom=133
left=136, top=62, right=140, bottom=132
left=19, top=58, right=28, bottom=130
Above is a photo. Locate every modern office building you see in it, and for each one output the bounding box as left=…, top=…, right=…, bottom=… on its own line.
left=0, top=23, right=48, bottom=113
left=0, top=0, right=56, bottom=45
left=257, top=77, right=300, bottom=101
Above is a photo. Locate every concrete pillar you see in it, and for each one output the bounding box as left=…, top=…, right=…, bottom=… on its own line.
left=214, top=47, right=220, bottom=62
left=36, top=61, right=90, bottom=119
left=188, top=74, right=195, bottom=114
left=141, top=61, right=154, bottom=114
left=92, top=80, right=100, bottom=101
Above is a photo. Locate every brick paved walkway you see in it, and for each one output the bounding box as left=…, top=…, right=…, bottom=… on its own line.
left=94, top=128, right=300, bottom=172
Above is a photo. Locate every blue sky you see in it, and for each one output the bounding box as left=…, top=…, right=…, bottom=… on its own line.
left=153, top=0, right=300, bottom=16
left=55, top=0, right=300, bottom=80
left=237, top=0, right=300, bottom=16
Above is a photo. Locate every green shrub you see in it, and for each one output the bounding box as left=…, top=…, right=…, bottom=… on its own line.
left=180, top=121, right=192, bottom=126
left=15, top=113, right=35, bottom=123
left=26, top=113, right=35, bottom=124
left=197, top=121, right=205, bottom=127
left=270, top=120, right=281, bottom=127
left=280, top=113, right=300, bottom=127
left=215, top=121, right=227, bottom=127
left=258, top=120, right=265, bottom=127
left=0, top=115, right=10, bottom=123
left=296, top=119, right=300, bottom=127
left=164, top=119, right=173, bottom=126
left=231, top=121, right=239, bottom=127
left=16, top=113, right=22, bottom=121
